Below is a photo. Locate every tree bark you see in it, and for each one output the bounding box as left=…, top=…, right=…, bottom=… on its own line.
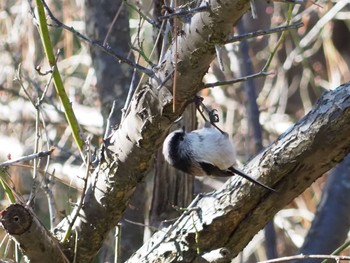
left=0, top=204, right=67, bottom=263
left=125, top=83, right=350, bottom=262
left=53, top=0, right=252, bottom=262
left=84, top=1, right=145, bottom=261
left=6, top=1, right=350, bottom=263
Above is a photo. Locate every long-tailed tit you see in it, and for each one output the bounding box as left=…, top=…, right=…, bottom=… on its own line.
left=162, top=126, right=275, bottom=192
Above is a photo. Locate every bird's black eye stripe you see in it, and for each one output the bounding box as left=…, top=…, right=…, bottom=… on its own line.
left=168, top=132, right=185, bottom=162
left=167, top=131, right=192, bottom=173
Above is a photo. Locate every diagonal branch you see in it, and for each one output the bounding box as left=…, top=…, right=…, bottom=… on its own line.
left=52, top=0, right=252, bottom=262
left=126, top=82, right=350, bottom=262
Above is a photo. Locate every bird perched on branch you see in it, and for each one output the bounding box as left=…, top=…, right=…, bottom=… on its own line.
left=162, top=126, right=275, bottom=192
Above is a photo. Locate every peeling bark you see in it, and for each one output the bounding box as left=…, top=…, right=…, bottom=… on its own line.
left=6, top=0, right=350, bottom=262
left=53, top=0, right=251, bottom=262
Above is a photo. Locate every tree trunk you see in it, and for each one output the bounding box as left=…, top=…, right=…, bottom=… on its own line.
left=297, top=154, right=350, bottom=263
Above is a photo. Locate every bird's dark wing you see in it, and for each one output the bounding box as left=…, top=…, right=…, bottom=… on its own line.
left=199, top=162, right=230, bottom=177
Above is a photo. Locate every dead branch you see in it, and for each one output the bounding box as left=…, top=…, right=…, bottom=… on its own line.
left=0, top=204, right=68, bottom=263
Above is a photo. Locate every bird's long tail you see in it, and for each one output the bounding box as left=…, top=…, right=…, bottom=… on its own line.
left=228, top=167, right=276, bottom=192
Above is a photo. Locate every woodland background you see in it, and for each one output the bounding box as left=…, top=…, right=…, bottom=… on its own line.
left=0, top=0, right=350, bottom=262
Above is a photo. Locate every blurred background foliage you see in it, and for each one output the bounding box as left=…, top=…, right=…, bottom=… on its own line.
left=0, top=0, right=349, bottom=262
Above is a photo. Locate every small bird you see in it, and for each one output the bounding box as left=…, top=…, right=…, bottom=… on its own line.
left=162, top=126, right=275, bottom=192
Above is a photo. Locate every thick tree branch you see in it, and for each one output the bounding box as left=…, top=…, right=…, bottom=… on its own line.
left=1, top=204, right=67, bottom=263
left=53, top=0, right=252, bottom=262
left=126, top=82, right=350, bottom=262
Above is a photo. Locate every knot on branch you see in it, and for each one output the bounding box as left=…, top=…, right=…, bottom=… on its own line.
left=1, top=204, right=32, bottom=235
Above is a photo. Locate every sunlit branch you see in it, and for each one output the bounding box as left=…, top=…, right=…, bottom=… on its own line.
left=40, top=0, right=155, bottom=77
left=203, top=71, right=273, bottom=89
left=225, top=22, right=303, bottom=44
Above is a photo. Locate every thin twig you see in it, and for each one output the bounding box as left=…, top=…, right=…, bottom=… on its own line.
left=0, top=149, right=55, bottom=168
left=158, top=5, right=209, bottom=20
left=114, top=224, right=121, bottom=263
left=124, top=0, right=159, bottom=28
left=73, top=229, right=78, bottom=263
left=35, top=65, right=53, bottom=76
left=157, top=68, right=175, bottom=90
left=203, top=71, right=273, bottom=88
left=27, top=97, right=41, bottom=205
left=104, top=100, right=117, bottom=139
left=215, top=45, right=225, bottom=71
left=40, top=105, right=55, bottom=228
left=142, top=194, right=204, bottom=259
left=38, top=49, right=60, bottom=103
left=173, top=2, right=178, bottom=112
left=225, top=22, right=303, bottom=44
left=121, top=64, right=139, bottom=123
left=130, top=45, right=156, bottom=68
left=322, top=240, right=350, bottom=263
left=158, top=18, right=171, bottom=62
left=103, top=1, right=124, bottom=46
left=259, top=254, right=350, bottom=263
left=262, top=4, right=293, bottom=72
left=123, top=218, right=160, bottom=232
left=271, top=0, right=305, bottom=3
left=62, top=139, right=91, bottom=244
left=40, top=0, right=154, bottom=77
left=42, top=170, right=57, bottom=230
left=15, top=65, right=35, bottom=106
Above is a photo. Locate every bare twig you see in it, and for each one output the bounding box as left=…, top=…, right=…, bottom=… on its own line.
left=142, top=194, right=204, bottom=259
left=158, top=5, right=209, bottom=20
left=259, top=254, right=350, bottom=263
left=114, top=224, right=121, bottom=263
left=0, top=149, right=55, bottom=168
left=123, top=219, right=160, bottom=232
left=42, top=170, right=58, bottom=230
left=121, top=65, right=139, bottom=124
left=157, top=68, right=175, bottom=90
left=124, top=0, right=158, bottom=28
left=35, top=65, right=53, bottom=76
left=38, top=49, right=59, bottom=103
left=130, top=45, right=156, bottom=68
left=40, top=0, right=154, bottom=77
left=225, top=22, right=303, bottom=44
left=322, top=240, right=350, bottom=263
left=15, top=65, right=35, bottom=106
left=173, top=0, right=179, bottom=112
left=215, top=45, right=225, bottom=71
left=104, top=100, right=117, bottom=140
left=103, top=1, right=124, bottom=46
left=271, top=0, right=304, bottom=3
left=203, top=71, right=273, bottom=88
left=62, top=139, right=91, bottom=244
left=262, top=4, right=293, bottom=72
